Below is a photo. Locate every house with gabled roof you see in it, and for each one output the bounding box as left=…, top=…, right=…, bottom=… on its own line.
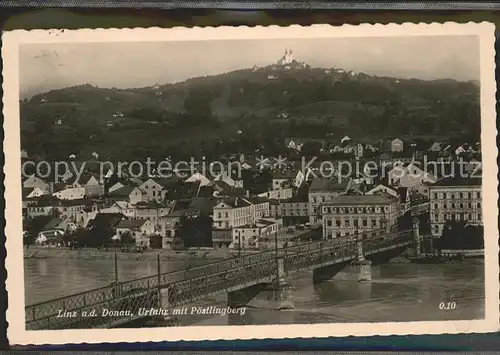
left=108, top=181, right=125, bottom=193
left=43, top=216, right=78, bottom=233
left=366, top=183, right=398, bottom=198
left=35, top=229, right=64, bottom=246
left=99, top=200, right=136, bottom=218
left=185, top=172, right=212, bottom=187
left=23, top=186, right=47, bottom=201
left=214, top=171, right=239, bottom=188
left=138, top=178, right=165, bottom=202
left=134, top=200, right=172, bottom=223
left=428, top=141, right=442, bottom=152
left=391, top=138, right=404, bottom=152
left=388, top=163, right=437, bottom=188
left=115, top=219, right=155, bottom=247
left=23, top=175, right=50, bottom=192
left=341, top=135, right=351, bottom=144
left=53, top=185, right=86, bottom=200
left=108, top=185, right=135, bottom=202
left=129, top=186, right=147, bottom=205
left=83, top=175, right=105, bottom=197
left=87, top=212, right=124, bottom=233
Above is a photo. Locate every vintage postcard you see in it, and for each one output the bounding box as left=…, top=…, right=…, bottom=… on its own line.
left=3, top=23, right=499, bottom=345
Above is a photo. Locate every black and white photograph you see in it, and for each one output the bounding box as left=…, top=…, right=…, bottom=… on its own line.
left=3, top=23, right=499, bottom=345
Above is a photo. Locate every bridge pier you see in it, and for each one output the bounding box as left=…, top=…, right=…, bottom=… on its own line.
left=273, top=258, right=294, bottom=310
left=352, top=236, right=372, bottom=281
left=158, top=286, right=180, bottom=326
left=351, top=260, right=372, bottom=281
left=227, top=257, right=294, bottom=310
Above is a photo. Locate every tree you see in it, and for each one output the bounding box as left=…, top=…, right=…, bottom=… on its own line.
left=176, top=214, right=213, bottom=248
left=24, top=215, right=53, bottom=246
left=64, top=228, right=87, bottom=248
left=436, top=220, right=483, bottom=251
left=120, top=231, right=135, bottom=246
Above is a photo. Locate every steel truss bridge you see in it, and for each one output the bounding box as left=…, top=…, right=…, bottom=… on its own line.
left=25, top=228, right=415, bottom=330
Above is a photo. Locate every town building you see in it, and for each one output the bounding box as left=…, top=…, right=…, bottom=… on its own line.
left=428, top=141, right=442, bottom=152
left=84, top=175, right=105, bottom=197
left=257, top=187, right=293, bottom=200
left=115, top=219, right=156, bottom=247
left=279, top=194, right=309, bottom=226
left=341, top=135, right=351, bottom=144
left=271, top=170, right=292, bottom=190
left=212, top=197, right=268, bottom=229
left=26, top=197, right=96, bottom=220
left=428, top=176, right=482, bottom=237
left=129, top=186, right=146, bottom=205
left=391, top=138, right=404, bottom=152
left=134, top=201, right=172, bottom=224
left=53, top=186, right=86, bottom=200
left=410, top=191, right=430, bottom=216
left=99, top=201, right=136, bottom=218
left=23, top=175, right=50, bottom=192
left=387, top=162, right=437, bottom=188
left=321, top=194, right=400, bottom=239
left=138, top=178, right=165, bottom=202
left=232, top=218, right=283, bottom=250
left=355, top=143, right=364, bottom=158
left=308, top=177, right=349, bottom=224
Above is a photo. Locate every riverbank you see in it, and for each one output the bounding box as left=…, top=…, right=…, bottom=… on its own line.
left=23, top=247, right=248, bottom=261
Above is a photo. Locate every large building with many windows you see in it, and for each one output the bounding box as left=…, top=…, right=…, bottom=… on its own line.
left=428, top=177, right=482, bottom=237
left=308, top=177, right=349, bottom=224
left=321, top=194, right=400, bottom=239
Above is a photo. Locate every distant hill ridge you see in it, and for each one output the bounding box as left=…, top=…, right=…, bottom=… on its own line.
left=20, top=59, right=480, bottom=161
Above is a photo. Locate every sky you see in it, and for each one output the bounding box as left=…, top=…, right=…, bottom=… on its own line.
left=19, top=35, right=480, bottom=98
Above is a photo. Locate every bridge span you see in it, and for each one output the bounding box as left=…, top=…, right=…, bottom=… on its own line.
left=25, top=221, right=421, bottom=330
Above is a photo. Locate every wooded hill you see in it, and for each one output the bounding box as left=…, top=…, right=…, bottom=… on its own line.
left=21, top=63, right=480, bottom=161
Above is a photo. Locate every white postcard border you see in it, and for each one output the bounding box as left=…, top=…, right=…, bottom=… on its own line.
left=3, top=22, right=499, bottom=345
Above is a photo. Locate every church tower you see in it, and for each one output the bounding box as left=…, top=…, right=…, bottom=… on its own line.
left=278, top=48, right=294, bottom=65
left=284, top=48, right=293, bottom=64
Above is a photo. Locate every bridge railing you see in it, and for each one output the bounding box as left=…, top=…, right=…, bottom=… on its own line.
left=283, top=231, right=412, bottom=274
left=25, top=283, right=117, bottom=325
left=165, top=258, right=278, bottom=306
left=25, top=245, right=287, bottom=326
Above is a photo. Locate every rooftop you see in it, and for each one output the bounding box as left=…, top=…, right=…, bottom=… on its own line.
left=431, top=176, right=482, bottom=187
left=116, top=219, right=148, bottom=229
left=109, top=185, right=135, bottom=197
left=324, top=194, right=397, bottom=206
left=309, top=177, right=349, bottom=192
left=88, top=213, right=124, bottom=228
left=215, top=197, right=253, bottom=208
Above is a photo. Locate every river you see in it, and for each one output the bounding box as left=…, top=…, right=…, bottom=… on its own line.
left=24, top=258, right=484, bottom=325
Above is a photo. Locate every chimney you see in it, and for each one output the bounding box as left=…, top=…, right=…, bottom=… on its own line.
left=245, top=190, right=250, bottom=198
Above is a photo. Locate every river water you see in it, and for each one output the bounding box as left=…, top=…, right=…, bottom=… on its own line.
left=24, top=258, right=484, bottom=325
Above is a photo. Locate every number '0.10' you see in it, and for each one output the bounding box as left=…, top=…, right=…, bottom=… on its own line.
left=439, top=301, right=456, bottom=310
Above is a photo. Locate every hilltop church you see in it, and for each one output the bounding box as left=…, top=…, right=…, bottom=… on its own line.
left=278, top=48, right=294, bottom=65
